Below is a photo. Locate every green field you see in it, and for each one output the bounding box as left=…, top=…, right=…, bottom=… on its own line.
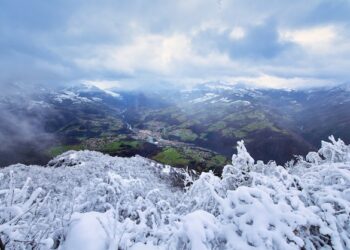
left=168, top=129, right=198, bottom=142
left=153, top=147, right=228, bottom=171
left=48, top=144, right=85, bottom=157
left=153, top=148, right=190, bottom=166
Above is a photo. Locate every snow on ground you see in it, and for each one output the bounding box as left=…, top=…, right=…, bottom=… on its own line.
left=231, top=100, right=251, bottom=106
left=103, top=90, right=122, bottom=99
left=62, top=212, right=110, bottom=250
left=1, top=136, right=350, bottom=249
left=191, top=93, right=219, bottom=103
left=53, top=91, right=92, bottom=104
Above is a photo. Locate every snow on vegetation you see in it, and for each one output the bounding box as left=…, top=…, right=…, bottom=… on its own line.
left=53, top=91, right=92, bottom=104
left=191, top=93, right=219, bottom=104
left=1, top=136, right=350, bottom=249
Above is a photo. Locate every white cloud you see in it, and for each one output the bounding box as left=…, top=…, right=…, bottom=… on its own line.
left=229, top=27, right=245, bottom=40
left=280, top=26, right=338, bottom=53
left=73, top=34, right=192, bottom=74
left=73, top=32, right=235, bottom=80
left=2, top=0, right=350, bottom=89
left=83, top=80, right=121, bottom=89
left=224, top=74, right=332, bottom=89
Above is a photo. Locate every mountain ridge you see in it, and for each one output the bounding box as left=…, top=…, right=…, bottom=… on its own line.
left=1, top=82, right=350, bottom=168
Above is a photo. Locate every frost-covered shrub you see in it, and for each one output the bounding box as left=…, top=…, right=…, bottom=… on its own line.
left=318, top=136, right=350, bottom=163
left=0, top=172, right=56, bottom=249
left=1, top=136, right=350, bottom=249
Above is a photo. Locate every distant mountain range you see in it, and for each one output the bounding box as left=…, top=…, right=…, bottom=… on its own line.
left=1, top=82, right=350, bottom=169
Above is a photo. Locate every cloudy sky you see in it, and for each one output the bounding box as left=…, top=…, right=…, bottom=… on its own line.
left=1, top=0, right=350, bottom=89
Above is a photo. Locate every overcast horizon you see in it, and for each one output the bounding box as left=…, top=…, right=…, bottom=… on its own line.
left=1, top=0, right=350, bottom=90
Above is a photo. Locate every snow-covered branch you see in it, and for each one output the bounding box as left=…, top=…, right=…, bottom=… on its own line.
left=1, top=136, right=350, bottom=249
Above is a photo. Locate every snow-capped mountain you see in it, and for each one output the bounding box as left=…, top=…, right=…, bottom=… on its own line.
left=1, top=82, right=350, bottom=168
left=0, top=83, right=123, bottom=111
left=1, top=137, right=350, bottom=249
left=45, top=84, right=123, bottom=106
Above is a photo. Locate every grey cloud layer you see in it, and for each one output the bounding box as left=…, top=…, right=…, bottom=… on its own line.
left=1, top=0, right=350, bottom=89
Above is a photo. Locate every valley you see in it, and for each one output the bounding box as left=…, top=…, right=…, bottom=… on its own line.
left=2, top=82, right=350, bottom=171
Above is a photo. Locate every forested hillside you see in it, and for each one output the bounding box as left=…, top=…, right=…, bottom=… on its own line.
left=2, top=83, right=350, bottom=170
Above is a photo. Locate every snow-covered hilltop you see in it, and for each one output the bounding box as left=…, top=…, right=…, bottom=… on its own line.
left=1, top=137, right=350, bottom=250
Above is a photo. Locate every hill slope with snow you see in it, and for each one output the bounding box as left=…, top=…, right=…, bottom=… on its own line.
left=1, top=136, right=350, bottom=249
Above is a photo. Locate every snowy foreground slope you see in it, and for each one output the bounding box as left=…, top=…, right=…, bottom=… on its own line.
left=1, top=137, right=350, bottom=250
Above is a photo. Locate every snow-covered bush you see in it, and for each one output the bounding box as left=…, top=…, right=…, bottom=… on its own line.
left=1, top=136, right=350, bottom=249
left=0, top=172, right=56, bottom=249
